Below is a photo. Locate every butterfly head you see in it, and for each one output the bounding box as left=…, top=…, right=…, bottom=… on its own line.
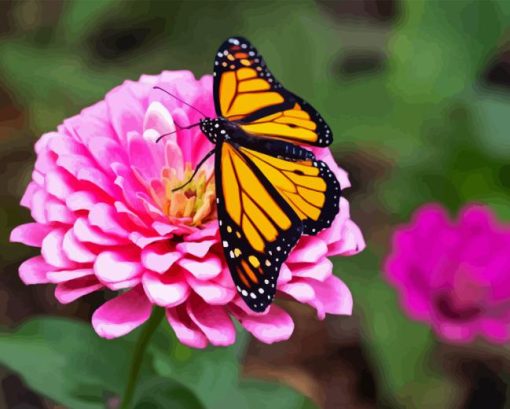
left=200, top=117, right=233, bottom=144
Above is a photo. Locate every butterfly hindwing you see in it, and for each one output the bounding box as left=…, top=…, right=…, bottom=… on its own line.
left=215, top=140, right=302, bottom=311
left=239, top=146, right=341, bottom=235
left=213, top=36, right=332, bottom=147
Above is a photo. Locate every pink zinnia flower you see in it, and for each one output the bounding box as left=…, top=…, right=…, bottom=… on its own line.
left=10, top=70, right=365, bottom=348
left=385, top=203, right=510, bottom=344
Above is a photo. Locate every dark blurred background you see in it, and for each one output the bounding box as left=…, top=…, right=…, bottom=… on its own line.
left=2, top=1, right=510, bottom=408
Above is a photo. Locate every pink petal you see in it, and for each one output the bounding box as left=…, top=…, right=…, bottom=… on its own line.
left=41, top=228, right=76, bottom=268
left=433, top=320, right=476, bottom=343
left=94, top=250, right=143, bottom=283
left=277, top=264, right=292, bottom=285
left=236, top=304, right=294, bottom=344
left=47, top=268, right=94, bottom=283
left=178, top=256, right=222, bottom=280
left=55, top=277, right=103, bottom=304
left=143, top=101, right=176, bottom=143
left=187, top=275, right=235, bottom=305
left=306, top=276, right=353, bottom=319
left=280, top=281, right=316, bottom=303
left=45, top=197, right=75, bottom=224
left=288, top=236, right=328, bottom=263
left=73, top=217, right=123, bottom=246
left=141, top=242, right=181, bottom=273
left=142, top=272, right=190, bottom=307
left=10, top=223, right=52, bottom=247
left=85, top=137, right=127, bottom=176
left=62, top=229, right=96, bottom=263
left=111, top=162, right=147, bottom=214
left=30, top=189, right=50, bottom=223
left=164, top=142, right=184, bottom=175
left=480, top=318, right=510, bottom=343
left=92, top=286, right=152, bottom=339
left=176, top=240, right=216, bottom=258
left=127, top=131, right=163, bottom=180
left=114, top=201, right=150, bottom=230
left=46, top=131, right=87, bottom=156
left=186, top=222, right=218, bottom=241
left=328, top=220, right=366, bottom=256
left=76, top=166, right=118, bottom=198
left=105, top=81, right=146, bottom=142
left=45, top=170, right=75, bottom=200
left=151, top=221, right=180, bottom=236
left=19, top=256, right=52, bottom=284
left=318, top=197, right=350, bottom=245
left=20, top=182, right=39, bottom=208
left=166, top=305, right=208, bottom=348
left=66, top=191, right=106, bottom=212
left=290, top=258, right=333, bottom=282
left=129, top=232, right=166, bottom=249
left=89, top=203, right=130, bottom=238
left=187, top=296, right=236, bottom=346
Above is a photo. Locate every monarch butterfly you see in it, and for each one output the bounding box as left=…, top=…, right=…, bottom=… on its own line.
left=158, top=37, right=341, bottom=312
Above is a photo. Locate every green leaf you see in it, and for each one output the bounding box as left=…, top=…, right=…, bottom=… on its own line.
left=152, top=341, right=243, bottom=408
left=151, top=326, right=318, bottom=409
left=218, top=379, right=319, bottom=409
left=0, top=317, right=151, bottom=409
left=133, top=376, right=205, bottom=409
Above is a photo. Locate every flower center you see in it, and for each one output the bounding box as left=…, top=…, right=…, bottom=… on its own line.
left=156, top=163, right=216, bottom=226
left=436, top=266, right=488, bottom=322
left=436, top=293, right=481, bottom=321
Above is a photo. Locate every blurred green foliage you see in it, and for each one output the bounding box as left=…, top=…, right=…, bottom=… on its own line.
left=2, top=0, right=510, bottom=408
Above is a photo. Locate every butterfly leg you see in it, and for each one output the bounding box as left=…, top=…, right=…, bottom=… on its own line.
left=172, top=148, right=215, bottom=192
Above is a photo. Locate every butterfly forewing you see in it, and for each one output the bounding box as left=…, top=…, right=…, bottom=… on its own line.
left=213, top=37, right=333, bottom=147
left=215, top=140, right=302, bottom=311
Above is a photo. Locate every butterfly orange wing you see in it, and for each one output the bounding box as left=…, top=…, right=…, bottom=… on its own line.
left=213, top=37, right=333, bottom=147
left=215, top=140, right=303, bottom=311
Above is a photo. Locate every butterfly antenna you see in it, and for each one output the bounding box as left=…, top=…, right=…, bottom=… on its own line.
left=155, top=122, right=201, bottom=143
left=171, top=148, right=215, bottom=192
left=153, top=86, right=207, bottom=117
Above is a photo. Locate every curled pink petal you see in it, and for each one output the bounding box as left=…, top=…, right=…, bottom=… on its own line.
left=141, top=242, right=181, bottom=273
left=178, top=256, right=222, bottom=280
left=176, top=240, right=216, bottom=258
left=55, top=277, right=103, bottom=304
left=47, top=268, right=94, bottom=283
left=92, top=286, right=152, bottom=339
left=235, top=304, right=294, bottom=344
left=187, top=296, right=236, bottom=346
left=142, top=272, right=190, bottom=307
left=62, top=229, right=96, bottom=263
left=187, top=275, right=235, bottom=305
left=19, top=256, right=52, bottom=284
left=41, top=228, right=76, bottom=269
left=10, top=223, right=52, bottom=247
left=306, top=276, right=353, bottom=319
left=166, top=305, right=208, bottom=349
left=94, top=251, right=143, bottom=284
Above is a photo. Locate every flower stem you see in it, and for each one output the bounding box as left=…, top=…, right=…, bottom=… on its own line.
left=119, top=307, right=165, bottom=409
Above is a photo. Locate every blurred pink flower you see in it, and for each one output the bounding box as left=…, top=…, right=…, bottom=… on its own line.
left=385, top=204, right=510, bottom=344
left=10, top=71, right=365, bottom=348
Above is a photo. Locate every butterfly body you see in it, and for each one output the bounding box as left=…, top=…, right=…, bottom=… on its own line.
left=199, top=37, right=341, bottom=312
left=200, top=117, right=316, bottom=162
